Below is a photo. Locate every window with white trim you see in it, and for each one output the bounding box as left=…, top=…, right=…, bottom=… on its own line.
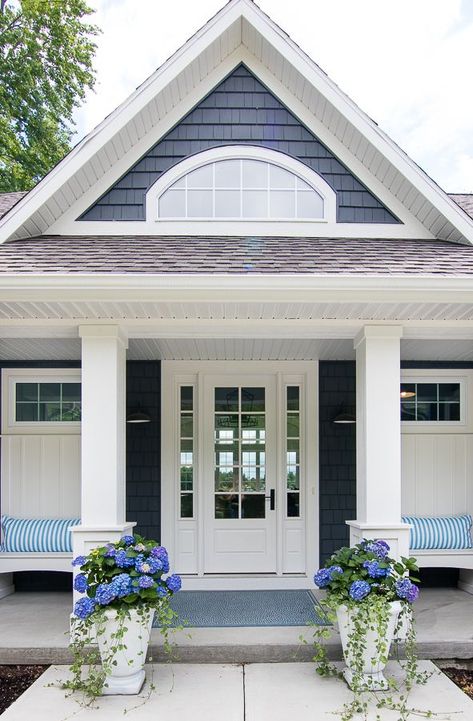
left=15, top=381, right=81, bottom=422
left=400, top=382, right=461, bottom=423
left=146, top=146, right=337, bottom=225
left=158, top=158, right=324, bottom=220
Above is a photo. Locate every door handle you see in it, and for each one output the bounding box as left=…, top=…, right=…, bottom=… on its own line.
left=265, top=489, right=275, bottom=510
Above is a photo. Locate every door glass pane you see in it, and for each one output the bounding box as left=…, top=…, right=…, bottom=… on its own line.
left=214, top=385, right=266, bottom=520
left=242, top=495, right=265, bottom=518
left=287, top=386, right=299, bottom=411
left=287, top=493, right=300, bottom=517
left=180, top=414, right=193, bottom=437
left=287, top=414, right=299, bottom=438
left=180, top=494, right=193, bottom=518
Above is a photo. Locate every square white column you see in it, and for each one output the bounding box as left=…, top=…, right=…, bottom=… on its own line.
left=71, top=326, right=135, bottom=606
left=347, top=326, right=410, bottom=558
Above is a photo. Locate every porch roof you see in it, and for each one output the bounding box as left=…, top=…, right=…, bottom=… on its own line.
left=1, top=234, right=473, bottom=276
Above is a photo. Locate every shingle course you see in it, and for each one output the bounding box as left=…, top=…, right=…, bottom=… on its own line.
left=0, top=235, right=472, bottom=275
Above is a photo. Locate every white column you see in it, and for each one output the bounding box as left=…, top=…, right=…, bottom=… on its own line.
left=347, top=325, right=410, bottom=559
left=71, top=326, right=135, bottom=601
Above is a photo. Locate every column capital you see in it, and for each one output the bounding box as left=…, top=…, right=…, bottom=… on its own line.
left=78, top=324, right=128, bottom=349
left=354, top=324, right=403, bottom=350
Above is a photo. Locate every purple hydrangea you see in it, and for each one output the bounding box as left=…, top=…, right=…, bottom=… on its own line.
left=71, top=555, right=86, bottom=568
left=328, top=565, right=344, bottom=579
left=395, top=578, right=419, bottom=603
left=314, top=568, right=331, bottom=588
left=349, top=580, right=371, bottom=601
left=150, top=546, right=170, bottom=573
left=104, top=544, right=117, bottom=558
left=363, top=560, right=388, bottom=578
left=74, top=597, right=96, bottom=619
left=137, top=575, right=155, bottom=589
left=111, top=573, right=133, bottom=598
left=121, top=535, right=136, bottom=546
left=135, top=556, right=163, bottom=575
left=73, top=574, right=88, bottom=593
left=115, top=549, right=135, bottom=569
left=363, top=540, right=390, bottom=559
left=166, top=574, right=182, bottom=593
left=95, top=582, right=117, bottom=606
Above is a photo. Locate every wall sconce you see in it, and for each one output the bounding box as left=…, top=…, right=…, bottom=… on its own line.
left=333, top=405, right=356, bottom=424
left=126, top=408, right=151, bottom=424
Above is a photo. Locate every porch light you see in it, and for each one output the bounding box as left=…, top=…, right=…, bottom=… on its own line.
left=332, top=405, right=356, bottom=424
left=126, top=409, right=151, bottom=424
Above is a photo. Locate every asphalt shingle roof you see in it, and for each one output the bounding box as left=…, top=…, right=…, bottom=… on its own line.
left=0, top=192, right=27, bottom=219
left=0, top=235, right=472, bottom=275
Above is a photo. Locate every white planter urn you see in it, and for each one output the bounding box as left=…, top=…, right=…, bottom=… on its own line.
left=336, top=600, right=402, bottom=691
left=96, top=607, right=154, bottom=695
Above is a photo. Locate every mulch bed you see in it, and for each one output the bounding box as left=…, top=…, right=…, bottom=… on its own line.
left=0, top=665, right=49, bottom=715
left=441, top=667, right=473, bottom=700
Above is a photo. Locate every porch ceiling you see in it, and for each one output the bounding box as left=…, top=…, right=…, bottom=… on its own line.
left=1, top=337, right=473, bottom=362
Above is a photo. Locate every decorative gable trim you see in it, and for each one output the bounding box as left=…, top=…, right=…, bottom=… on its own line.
left=0, top=0, right=472, bottom=244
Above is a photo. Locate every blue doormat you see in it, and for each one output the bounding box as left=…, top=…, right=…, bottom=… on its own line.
left=152, top=589, right=329, bottom=628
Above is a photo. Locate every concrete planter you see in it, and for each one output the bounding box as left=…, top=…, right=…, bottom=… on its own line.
left=336, top=600, right=402, bottom=691
left=96, top=607, right=154, bottom=695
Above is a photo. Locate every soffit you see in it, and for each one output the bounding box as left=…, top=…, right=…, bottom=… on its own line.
left=0, top=1, right=472, bottom=244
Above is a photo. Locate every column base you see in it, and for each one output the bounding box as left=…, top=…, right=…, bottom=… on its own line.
left=346, top=521, right=411, bottom=560
left=0, top=573, right=14, bottom=599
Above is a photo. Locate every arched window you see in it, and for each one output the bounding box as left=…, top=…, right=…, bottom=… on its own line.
left=146, top=146, right=337, bottom=224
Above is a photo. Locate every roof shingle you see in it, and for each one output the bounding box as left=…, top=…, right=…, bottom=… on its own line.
left=0, top=235, right=472, bottom=276
left=0, top=192, right=27, bottom=219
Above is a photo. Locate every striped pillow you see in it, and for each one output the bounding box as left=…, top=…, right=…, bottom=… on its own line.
left=402, top=514, right=473, bottom=550
left=0, top=515, right=80, bottom=553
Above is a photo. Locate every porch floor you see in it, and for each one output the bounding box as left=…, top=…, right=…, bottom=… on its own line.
left=1, top=588, right=472, bottom=663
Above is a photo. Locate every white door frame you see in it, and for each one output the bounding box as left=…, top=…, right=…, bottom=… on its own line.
left=161, top=360, right=318, bottom=589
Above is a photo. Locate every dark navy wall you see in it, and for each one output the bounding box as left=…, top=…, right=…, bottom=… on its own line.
left=81, top=65, right=398, bottom=224
left=126, top=361, right=161, bottom=541
left=318, top=361, right=356, bottom=563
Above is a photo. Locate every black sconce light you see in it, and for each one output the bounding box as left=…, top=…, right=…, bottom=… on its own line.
left=332, top=404, right=356, bottom=424
left=126, top=408, right=151, bottom=424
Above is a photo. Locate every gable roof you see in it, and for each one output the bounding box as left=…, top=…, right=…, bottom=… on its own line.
left=0, top=192, right=27, bottom=220
left=0, top=0, right=472, bottom=244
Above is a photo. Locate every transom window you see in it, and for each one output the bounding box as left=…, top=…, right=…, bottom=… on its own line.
left=15, top=382, right=81, bottom=422
left=158, top=159, right=325, bottom=220
left=400, top=382, right=461, bottom=422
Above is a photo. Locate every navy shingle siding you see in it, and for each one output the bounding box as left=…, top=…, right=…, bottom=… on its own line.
left=81, top=65, right=398, bottom=224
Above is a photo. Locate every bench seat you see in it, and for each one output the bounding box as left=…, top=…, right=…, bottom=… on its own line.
left=0, top=552, right=72, bottom=573
left=413, top=548, right=473, bottom=570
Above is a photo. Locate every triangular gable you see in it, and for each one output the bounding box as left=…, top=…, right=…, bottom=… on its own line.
left=0, top=0, right=472, bottom=244
left=80, top=65, right=398, bottom=225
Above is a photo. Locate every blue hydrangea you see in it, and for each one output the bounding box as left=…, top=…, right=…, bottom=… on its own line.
left=349, top=580, right=371, bottom=601
left=121, top=535, right=136, bottom=546
left=137, top=575, right=155, bottom=589
left=395, top=578, right=419, bottom=603
left=313, top=568, right=331, bottom=588
left=363, top=540, right=390, bottom=559
left=95, top=582, right=117, bottom=605
left=166, top=574, right=182, bottom=593
left=134, top=543, right=146, bottom=552
left=74, top=597, right=96, bottom=619
left=135, top=556, right=162, bottom=575
left=111, top=573, right=133, bottom=598
left=156, top=585, right=168, bottom=598
left=71, top=555, right=86, bottom=568
left=73, top=574, right=88, bottom=593
left=150, top=546, right=169, bottom=573
left=104, top=545, right=117, bottom=558
left=115, top=549, right=135, bottom=569
left=328, top=565, right=344, bottom=579
left=363, top=560, right=388, bottom=578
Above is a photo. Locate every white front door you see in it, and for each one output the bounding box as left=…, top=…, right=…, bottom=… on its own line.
left=203, top=374, right=277, bottom=573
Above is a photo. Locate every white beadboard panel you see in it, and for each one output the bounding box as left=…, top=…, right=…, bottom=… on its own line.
left=283, top=526, right=305, bottom=574
left=176, top=525, right=198, bottom=574
left=401, top=434, right=473, bottom=517
left=1, top=434, right=81, bottom=518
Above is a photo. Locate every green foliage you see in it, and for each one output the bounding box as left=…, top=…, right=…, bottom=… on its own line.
left=0, top=0, right=99, bottom=191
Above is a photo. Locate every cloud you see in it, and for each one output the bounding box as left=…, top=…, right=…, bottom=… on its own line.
left=73, top=0, right=473, bottom=192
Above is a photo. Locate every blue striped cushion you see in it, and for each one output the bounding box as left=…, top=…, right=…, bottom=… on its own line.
left=0, top=515, right=80, bottom=552
left=402, top=514, right=473, bottom=550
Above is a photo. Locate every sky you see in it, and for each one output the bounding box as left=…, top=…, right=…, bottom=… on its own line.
left=74, top=0, right=473, bottom=193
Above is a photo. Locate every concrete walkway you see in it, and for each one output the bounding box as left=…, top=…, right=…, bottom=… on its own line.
left=1, top=588, right=473, bottom=663
left=2, top=661, right=473, bottom=720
